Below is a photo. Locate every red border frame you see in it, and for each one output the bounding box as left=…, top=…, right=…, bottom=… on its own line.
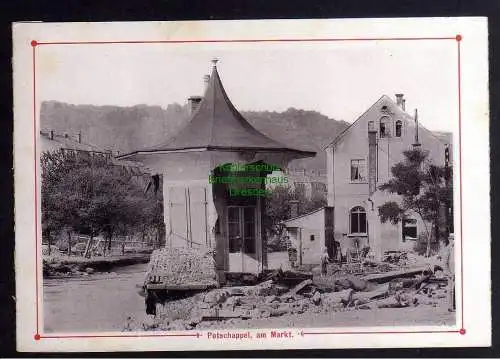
left=31, top=35, right=464, bottom=341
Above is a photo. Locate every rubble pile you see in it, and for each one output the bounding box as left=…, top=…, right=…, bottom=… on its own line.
left=326, top=261, right=397, bottom=277
left=135, top=265, right=450, bottom=331
left=146, top=247, right=218, bottom=287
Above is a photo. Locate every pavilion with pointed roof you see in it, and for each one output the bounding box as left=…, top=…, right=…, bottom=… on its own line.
left=118, top=60, right=315, bottom=280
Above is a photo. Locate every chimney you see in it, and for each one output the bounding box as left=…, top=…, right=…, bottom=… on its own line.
left=368, top=126, right=378, bottom=196
left=203, top=74, right=210, bottom=93
left=402, top=99, right=406, bottom=111
left=290, top=200, right=299, bottom=218
left=187, top=96, right=203, bottom=116
left=413, top=109, right=421, bottom=148
left=77, top=132, right=82, bottom=143
left=50, top=130, right=54, bottom=140
left=395, top=93, right=404, bottom=108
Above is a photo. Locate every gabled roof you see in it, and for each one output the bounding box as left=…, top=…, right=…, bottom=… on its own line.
left=323, top=95, right=389, bottom=150
left=323, top=95, right=451, bottom=151
left=119, top=62, right=316, bottom=159
left=282, top=207, right=325, bottom=226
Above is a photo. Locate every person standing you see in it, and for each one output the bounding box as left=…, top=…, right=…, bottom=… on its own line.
left=320, top=247, right=330, bottom=276
left=444, top=234, right=455, bottom=312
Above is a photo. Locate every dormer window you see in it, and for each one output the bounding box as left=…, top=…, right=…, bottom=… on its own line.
left=395, top=120, right=402, bottom=137
left=380, top=116, right=391, bottom=138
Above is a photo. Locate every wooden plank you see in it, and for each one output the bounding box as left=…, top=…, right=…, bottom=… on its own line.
left=363, top=266, right=431, bottom=283
left=146, top=283, right=213, bottom=291
left=288, top=279, right=313, bottom=295
left=83, top=237, right=93, bottom=258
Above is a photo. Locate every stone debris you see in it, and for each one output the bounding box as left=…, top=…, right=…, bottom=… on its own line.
left=146, top=247, right=218, bottom=287
left=288, top=279, right=313, bottom=296
left=311, top=291, right=322, bottom=305
left=136, top=262, right=450, bottom=331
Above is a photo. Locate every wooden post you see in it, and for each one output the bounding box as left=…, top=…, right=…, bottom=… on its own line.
left=67, top=231, right=71, bottom=256
left=83, top=236, right=93, bottom=258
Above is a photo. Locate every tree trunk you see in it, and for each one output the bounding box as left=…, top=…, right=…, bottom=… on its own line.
left=425, top=230, right=432, bottom=257
left=47, top=231, right=52, bottom=256
left=416, top=209, right=432, bottom=258
left=107, top=233, right=112, bottom=251
left=67, top=230, right=72, bottom=256
left=433, top=222, right=440, bottom=252
left=142, top=227, right=146, bottom=248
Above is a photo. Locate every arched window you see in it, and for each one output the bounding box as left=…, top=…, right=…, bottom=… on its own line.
left=350, top=206, right=367, bottom=234
left=380, top=116, right=391, bottom=138
left=395, top=120, right=402, bottom=137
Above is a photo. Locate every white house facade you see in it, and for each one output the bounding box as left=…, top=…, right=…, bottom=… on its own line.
left=324, top=94, right=451, bottom=260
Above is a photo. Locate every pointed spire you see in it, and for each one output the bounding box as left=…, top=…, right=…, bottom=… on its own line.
left=413, top=108, right=421, bottom=148
left=126, top=59, right=315, bottom=159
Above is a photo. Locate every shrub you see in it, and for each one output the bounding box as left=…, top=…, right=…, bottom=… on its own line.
left=413, top=232, right=441, bottom=256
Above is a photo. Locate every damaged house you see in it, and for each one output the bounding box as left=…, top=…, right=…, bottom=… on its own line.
left=284, top=94, right=452, bottom=264
left=118, top=60, right=315, bottom=281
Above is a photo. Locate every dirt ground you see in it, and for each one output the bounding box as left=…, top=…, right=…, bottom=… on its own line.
left=44, top=252, right=455, bottom=333
left=194, top=305, right=455, bottom=330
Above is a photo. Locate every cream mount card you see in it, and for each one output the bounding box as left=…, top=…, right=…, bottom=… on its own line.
left=13, top=18, right=490, bottom=352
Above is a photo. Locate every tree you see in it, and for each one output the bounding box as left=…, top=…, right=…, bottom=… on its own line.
left=377, top=148, right=453, bottom=257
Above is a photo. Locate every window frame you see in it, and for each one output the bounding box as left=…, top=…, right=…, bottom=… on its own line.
left=395, top=120, right=403, bottom=138
left=379, top=116, right=391, bottom=138
left=227, top=206, right=257, bottom=254
left=402, top=217, right=418, bottom=242
left=350, top=159, right=367, bottom=183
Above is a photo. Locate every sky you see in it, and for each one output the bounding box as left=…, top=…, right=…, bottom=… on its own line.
left=37, top=40, right=458, bottom=132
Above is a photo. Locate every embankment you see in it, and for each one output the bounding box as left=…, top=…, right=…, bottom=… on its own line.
left=43, top=251, right=152, bottom=278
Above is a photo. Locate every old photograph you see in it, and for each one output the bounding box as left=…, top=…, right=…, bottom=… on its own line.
left=39, top=40, right=457, bottom=333
left=13, top=19, right=490, bottom=351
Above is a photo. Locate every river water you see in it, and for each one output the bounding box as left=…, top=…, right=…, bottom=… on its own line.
left=43, top=263, right=149, bottom=333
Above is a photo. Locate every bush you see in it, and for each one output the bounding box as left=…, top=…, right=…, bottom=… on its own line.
left=267, top=233, right=291, bottom=252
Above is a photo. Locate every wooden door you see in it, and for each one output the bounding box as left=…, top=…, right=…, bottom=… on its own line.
left=227, top=206, right=259, bottom=273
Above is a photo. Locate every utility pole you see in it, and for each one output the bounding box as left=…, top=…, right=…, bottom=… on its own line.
left=299, top=228, right=303, bottom=266
left=444, top=144, right=452, bottom=240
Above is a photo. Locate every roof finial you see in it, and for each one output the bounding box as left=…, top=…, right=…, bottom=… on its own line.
left=211, top=57, right=219, bottom=67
